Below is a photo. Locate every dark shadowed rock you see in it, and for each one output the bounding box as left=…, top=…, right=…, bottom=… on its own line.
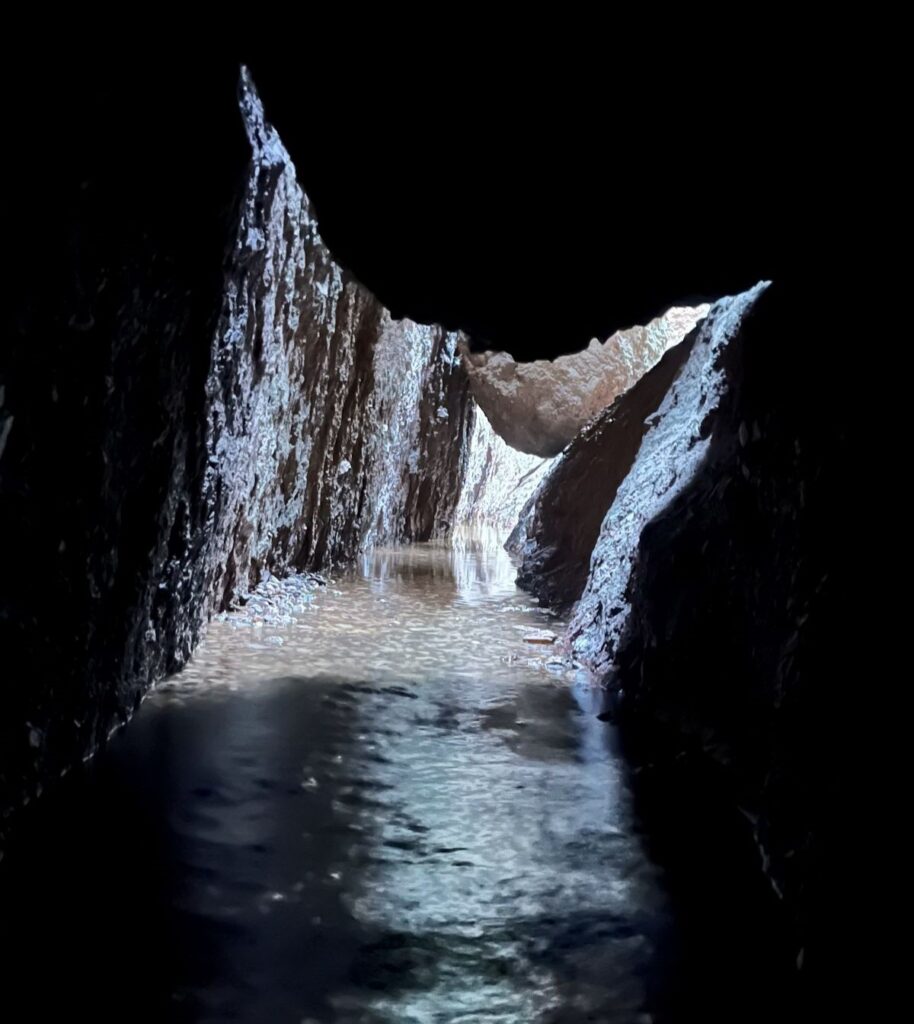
left=1, top=60, right=248, bottom=841
left=0, top=69, right=472, bottom=837
left=568, top=280, right=864, bottom=1004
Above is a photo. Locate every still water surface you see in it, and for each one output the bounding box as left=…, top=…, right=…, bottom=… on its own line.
left=0, top=540, right=792, bottom=1022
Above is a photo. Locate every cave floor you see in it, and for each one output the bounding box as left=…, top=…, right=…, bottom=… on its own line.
left=0, top=540, right=795, bottom=1023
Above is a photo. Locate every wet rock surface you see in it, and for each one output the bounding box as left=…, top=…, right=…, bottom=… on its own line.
left=568, top=285, right=768, bottom=675
left=463, top=306, right=708, bottom=457
left=453, top=405, right=554, bottom=537
left=1, top=61, right=249, bottom=839
left=605, top=282, right=859, bottom=998
left=514, top=280, right=862, bottom=1011
left=508, top=326, right=702, bottom=612
left=0, top=70, right=472, bottom=835
left=204, top=70, right=473, bottom=607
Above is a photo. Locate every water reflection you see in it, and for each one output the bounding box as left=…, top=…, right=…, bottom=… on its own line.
left=167, top=536, right=575, bottom=699
left=1, top=542, right=674, bottom=1023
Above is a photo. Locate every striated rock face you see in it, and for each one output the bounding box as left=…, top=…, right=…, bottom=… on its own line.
left=555, top=280, right=858, bottom=987
left=507, top=330, right=701, bottom=611
left=0, top=69, right=473, bottom=837
left=463, top=305, right=708, bottom=457
left=568, top=285, right=768, bottom=675
left=452, top=405, right=554, bottom=538
left=203, top=70, right=473, bottom=609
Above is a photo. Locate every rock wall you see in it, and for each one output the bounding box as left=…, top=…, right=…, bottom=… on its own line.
left=1, top=62, right=248, bottom=841
left=204, top=70, right=473, bottom=610
left=0, top=68, right=472, bottom=838
left=568, top=285, right=768, bottom=674
left=452, top=404, right=554, bottom=538
left=507, top=328, right=701, bottom=611
left=605, top=281, right=856, bottom=985
left=463, top=305, right=708, bottom=457
left=512, top=279, right=857, bottom=992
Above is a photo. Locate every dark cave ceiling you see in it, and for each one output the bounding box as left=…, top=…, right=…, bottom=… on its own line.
left=3, top=40, right=852, bottom=360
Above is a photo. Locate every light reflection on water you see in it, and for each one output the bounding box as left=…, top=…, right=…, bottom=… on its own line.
left=163, top=533, right=577, bottom=698
left=2, top=540, right=674, bottom=1023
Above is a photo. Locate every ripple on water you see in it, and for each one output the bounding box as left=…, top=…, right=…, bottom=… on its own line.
left=1, top=539, right=676, bottom=1024
left=159, top=537, right=579, bottom=701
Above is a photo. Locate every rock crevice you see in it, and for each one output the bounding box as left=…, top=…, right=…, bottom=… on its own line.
left=506, top=326, right=702, bottom=611
left=567, top=285, right=768, bottom=674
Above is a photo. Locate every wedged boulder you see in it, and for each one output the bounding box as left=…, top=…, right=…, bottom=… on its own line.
left=508, top=328, right=702, bottom=611
left=462, top=305, right=708, bottom=457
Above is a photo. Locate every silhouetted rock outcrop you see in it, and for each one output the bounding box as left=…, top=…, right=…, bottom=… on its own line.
left=605, top=281, right=856, bottom=987
left=1, top=62, right=248, bottom=840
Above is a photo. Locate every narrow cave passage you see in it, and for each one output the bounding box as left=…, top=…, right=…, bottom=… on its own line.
left=0, top=56, right=859, bottom=1024
left=0, top=281, right=793, bottom=1023
left=0, top=537, right=794, bottom=1023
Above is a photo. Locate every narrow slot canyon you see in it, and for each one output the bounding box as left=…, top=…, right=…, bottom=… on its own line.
left=1, top=50, right=876, bottom=1024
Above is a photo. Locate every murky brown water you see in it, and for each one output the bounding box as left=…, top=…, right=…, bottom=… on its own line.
left=0, top=538, right=795, bottom=1023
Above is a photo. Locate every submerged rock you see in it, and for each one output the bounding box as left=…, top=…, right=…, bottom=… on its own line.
left=522, top=629, right=557, bottom=645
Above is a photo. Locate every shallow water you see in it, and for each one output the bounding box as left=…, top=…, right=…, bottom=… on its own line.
left=167, top=535, right=578, bottom=698
left=0, top=539, right=794, bottom=1023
